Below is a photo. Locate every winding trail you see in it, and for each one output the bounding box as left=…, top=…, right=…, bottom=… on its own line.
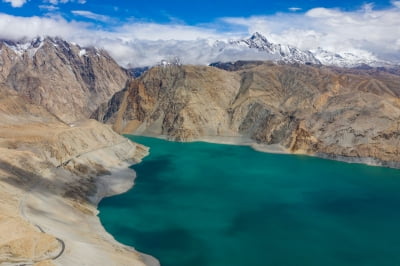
left=18, top=168, right=66, bottom=265
left=56, top=139, right=130, bottom=168
left=34, top=225, right=65, bottom=261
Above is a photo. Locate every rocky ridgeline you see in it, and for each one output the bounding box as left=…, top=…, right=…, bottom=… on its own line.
left=93, top=62, right=400, bottom=168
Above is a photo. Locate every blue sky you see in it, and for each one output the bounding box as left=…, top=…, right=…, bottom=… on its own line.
left=0, top=0, right=397, bottom=26
left=0, top=0, right=399, bottom=66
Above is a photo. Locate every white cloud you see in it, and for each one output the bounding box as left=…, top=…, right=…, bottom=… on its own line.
left=302, top=8, right=343, bottom=18
left=1, top=2, right=400, bottom=67
left=288, top=7, right=302, bottom=12
left=42, top=0, right=85, bottom=5
left=2, top=0, right=27, bottom=7
left=72, top=10, right=110, bottom=22
left=396, top=39, right=400, bottom=50
left=0, top=13, right=89, bottom=40
left=115, top=23, right=223, bottom=41
left=392, top=1, right=400, bottom=8
left=39, top=4, right=59, bottom=11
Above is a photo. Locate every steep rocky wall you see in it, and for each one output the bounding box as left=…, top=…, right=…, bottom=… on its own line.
left=93, top=62, right=400, bottom=167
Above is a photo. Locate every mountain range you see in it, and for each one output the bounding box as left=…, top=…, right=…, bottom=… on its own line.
left=213, top=32, right=393, bottom=67
left=2, top=33, right=396, bottom=71
left=124, top=32, right=395, bottom=68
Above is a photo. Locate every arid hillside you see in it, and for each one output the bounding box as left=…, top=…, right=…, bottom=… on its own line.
left=0, top=89, right=155, bottom=266
left=93, top=62, right=400, bottom=167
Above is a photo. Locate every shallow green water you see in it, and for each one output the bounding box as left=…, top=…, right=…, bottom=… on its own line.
left=99, top=136, right=400, bottom=266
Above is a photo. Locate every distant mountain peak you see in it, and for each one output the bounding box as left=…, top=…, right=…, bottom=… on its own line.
left=223, top=32, right=320, bottom=65
left=249, top=32, right=270, bottom=42
left=213, top=33, right=397, bottom=68
left=242, top=32, right=274, bottom=50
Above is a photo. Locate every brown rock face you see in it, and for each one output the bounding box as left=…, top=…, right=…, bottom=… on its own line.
left=93, top=62, right=400, bottom=167
left=0, top=37, right=129, bottom=123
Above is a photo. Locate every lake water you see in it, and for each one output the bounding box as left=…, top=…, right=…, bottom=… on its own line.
left=99, top=136, right=400, bottom=266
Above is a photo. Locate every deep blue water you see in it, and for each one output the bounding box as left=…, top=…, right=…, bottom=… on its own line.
left=99, top=136, right=400, bottom=266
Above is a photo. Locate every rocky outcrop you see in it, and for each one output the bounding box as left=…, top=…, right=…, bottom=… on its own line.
left=94, top=62, right=400, bottom=167
left=0, top=91, right=157, bottom=265
left=0, top=37, right=129, bottom=123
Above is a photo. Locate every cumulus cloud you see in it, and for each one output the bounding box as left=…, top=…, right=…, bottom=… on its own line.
left=0, top=2, right=400, bottom=67
left=0, top=13, right=89, bottom=40
left=2, top=0, right=27, bottom=8
left=71, top=10, right=110, bottom=22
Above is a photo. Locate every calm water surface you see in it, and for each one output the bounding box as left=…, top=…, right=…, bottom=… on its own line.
left=99, top=136, right=400, bottom=266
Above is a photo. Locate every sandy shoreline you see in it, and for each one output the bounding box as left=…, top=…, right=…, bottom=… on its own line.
left=131, top=134, right=289, bottom=154
left=130, top=133, right=400, bottom=169
left=199, top=136, right=400, bottom=169
left=92, top=152, right=160, bottom=266
left=93, top=165, right=160, bottom=266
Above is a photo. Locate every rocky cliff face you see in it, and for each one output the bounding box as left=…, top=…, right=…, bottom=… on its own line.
left=0, top=37, right=129, bottom=123
left=93, top=62, right=400, bottom=167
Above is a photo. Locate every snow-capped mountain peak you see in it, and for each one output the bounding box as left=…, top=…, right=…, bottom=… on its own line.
left=243, top=32, right=274, bottom=50
left=224, top=32, right=320, bottom=65
left=210, top=32, right=395, bottom=68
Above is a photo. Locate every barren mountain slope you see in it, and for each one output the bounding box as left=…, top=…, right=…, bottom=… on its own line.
left=93, top=62, right=400, bottom=167
left=0, top=37, right=129, bottom=123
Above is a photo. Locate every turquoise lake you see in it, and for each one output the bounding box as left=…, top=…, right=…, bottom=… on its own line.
left=99, top=136, right=400, bottom=266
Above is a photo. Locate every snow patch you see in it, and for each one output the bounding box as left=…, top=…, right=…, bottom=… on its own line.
left=79, top=49, right=87, bottom=57
left=4, top=37, right=44, bottom=58
left=5, top=42, right=30, bottom=56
